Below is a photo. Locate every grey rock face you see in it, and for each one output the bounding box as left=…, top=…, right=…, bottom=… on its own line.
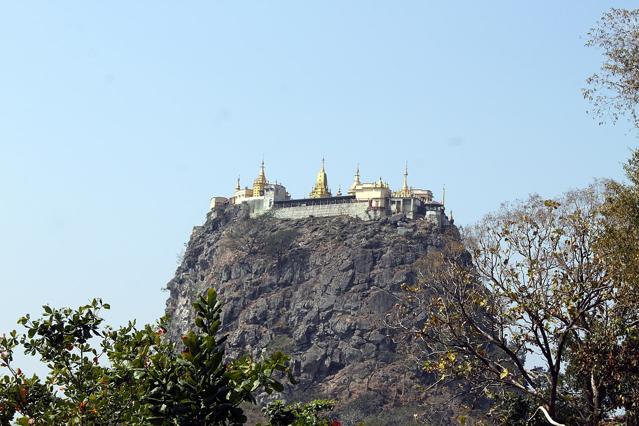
left=164, top=206, right=463, bottom=424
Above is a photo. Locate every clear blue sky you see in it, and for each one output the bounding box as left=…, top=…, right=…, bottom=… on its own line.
left=1, top=2, right=637, bottom=372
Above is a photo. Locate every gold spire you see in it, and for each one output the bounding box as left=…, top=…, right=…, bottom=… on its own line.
left=309, top=158, right=332, bottom=198
left=252, top=160, right=268, bottom=196
left=393, top=162, right=412, bottom=197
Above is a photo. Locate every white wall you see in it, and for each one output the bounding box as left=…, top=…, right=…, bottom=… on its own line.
left=271, top=202, right=383, bottom=221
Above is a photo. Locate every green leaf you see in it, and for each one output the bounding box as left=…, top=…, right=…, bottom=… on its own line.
left=206, top=288, right=217, bottom=306
left=499, top=368, right=509, bottom=380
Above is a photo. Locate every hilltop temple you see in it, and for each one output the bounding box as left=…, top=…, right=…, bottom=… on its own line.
left=209, top=160, right=447, bottom=224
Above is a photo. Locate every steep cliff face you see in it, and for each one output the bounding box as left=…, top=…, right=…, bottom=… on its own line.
left=165, top=205, right=466, bottom=424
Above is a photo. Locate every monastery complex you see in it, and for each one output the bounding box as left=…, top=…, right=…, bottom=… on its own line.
left=210, top=160, right=448, bottom=225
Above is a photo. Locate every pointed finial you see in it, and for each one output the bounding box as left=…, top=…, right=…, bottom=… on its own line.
left=259, top=156, right=266, bottom=176
left=402, top=162, right=409, bottom=193
left=310, top=158, right=331, bottom=198
left=442, top=185, right=446, bottom=206
left=235, top=176, right=241, bottom=191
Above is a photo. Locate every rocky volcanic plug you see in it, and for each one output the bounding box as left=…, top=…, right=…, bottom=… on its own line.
left=165, top=204, right=467, bottom=424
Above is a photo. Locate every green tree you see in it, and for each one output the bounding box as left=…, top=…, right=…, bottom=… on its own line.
left=392, top=186, right=615, bottom=424
left=139, top=288, right=293, bottom=425
left=0, top=288, right=294, bottom=425
left=592, top=150, right=639, bottom=423
left=584, top=8, right=639, bottom=127
left=2, top=299, right=143, bottom=425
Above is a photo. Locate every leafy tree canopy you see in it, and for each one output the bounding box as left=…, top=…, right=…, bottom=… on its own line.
left=392, top=161, right=639, bottom=424
left=584, top=8, right=639, bottom=127
left=0, top=288, right=295, bottom=425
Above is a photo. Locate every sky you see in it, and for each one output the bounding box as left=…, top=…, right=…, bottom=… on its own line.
left=1, top=2, right=638, bottom=372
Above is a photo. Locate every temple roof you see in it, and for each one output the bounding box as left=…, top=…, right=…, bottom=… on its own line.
left=309, top=159, right=332, bottom=198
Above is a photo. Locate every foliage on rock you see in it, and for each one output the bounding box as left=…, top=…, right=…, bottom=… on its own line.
left=261, top=399, right=337, bottom=426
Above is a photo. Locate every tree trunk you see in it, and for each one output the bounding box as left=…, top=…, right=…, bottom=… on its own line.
left=549, top=373, right=559, bottom=419
left=625, top=403, right=637, bottom=426
left=591, top=371, right=602, bottom=425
